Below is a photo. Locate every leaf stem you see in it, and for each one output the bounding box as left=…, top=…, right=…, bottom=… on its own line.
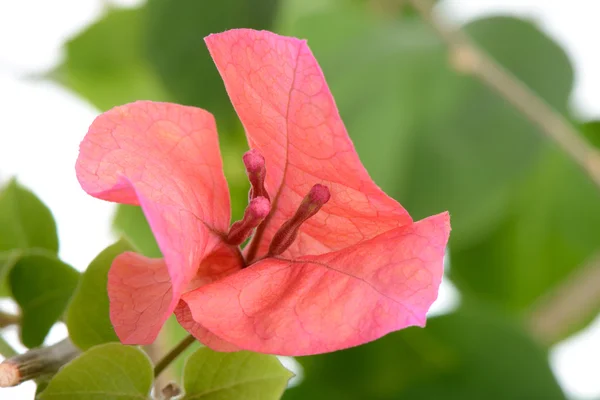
left=409, top=0, right=600, bottom=189
left=154, top=334, right=196, bottom=378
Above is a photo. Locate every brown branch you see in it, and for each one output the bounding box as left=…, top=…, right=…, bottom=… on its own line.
left=0, top=339, right=80, bottom=387
left=409, top=0, right=600, bottom=189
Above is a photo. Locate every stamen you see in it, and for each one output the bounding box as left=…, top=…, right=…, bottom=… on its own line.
left=243, top=149, right=269, bottom=201
left=226, top=196, right=270, bottom=245
left=268, top=184, right=330, bottom=256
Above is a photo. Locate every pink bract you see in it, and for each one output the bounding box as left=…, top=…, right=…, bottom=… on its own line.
left=76, top=29, right=450, bottom=356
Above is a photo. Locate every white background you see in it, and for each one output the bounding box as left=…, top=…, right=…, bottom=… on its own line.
left=0, top=0, right=599, bottom=398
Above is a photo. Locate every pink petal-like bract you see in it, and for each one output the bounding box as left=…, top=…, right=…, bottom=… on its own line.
left=76, top=101, right=241, bottom=344
left=205, top=29, right=413, bottom=262
left=181, top=213, right=449, bottom=355
left=76, top=29, right=451, bottom=355
left=107, top=252, right=171, bottom=343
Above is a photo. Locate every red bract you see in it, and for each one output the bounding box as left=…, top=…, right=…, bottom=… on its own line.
left=76, top=29, right=450, bottom=356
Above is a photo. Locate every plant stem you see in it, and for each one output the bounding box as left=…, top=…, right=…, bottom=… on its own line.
left=154, top=334, right=196, bottom=378
left=0, top=339, right=79, bottom=387
left=409, top=0, right=600, bottom=189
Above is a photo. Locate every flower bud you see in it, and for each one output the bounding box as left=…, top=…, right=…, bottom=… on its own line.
left=226, top=196, right=271, bottom=245
left=268, top=184, right=330, bottom=256
left=243, top=149, right=269, bottom=201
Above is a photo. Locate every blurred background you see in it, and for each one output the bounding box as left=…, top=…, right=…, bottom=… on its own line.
left=1, top=0, right=600, bottom=398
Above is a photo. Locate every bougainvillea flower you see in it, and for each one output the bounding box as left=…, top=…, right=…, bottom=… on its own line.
left=76, top=29, right=450, bottom=356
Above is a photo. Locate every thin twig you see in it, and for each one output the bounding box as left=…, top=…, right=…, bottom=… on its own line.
left=154, top=334, right=196, bottom=378
left=409, top=0, right=600, bottom=189
left=0, top=339, right=80, bottom=387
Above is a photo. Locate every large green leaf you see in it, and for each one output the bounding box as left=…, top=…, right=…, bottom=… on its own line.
left=451, top=16, right=572, bottom=237
left=284, top=305, right=565, bottom=400
left=182, top=347, right=293, bottom=399
left=0, top=179, right=58, bottom=253
left=66, top=239, right=134, bottom=350
left=403, top=16, right=572, bottom=248
left=289, top=12, right=573, bottom=248
left=8, top=251, right=79, bottom=347
left=51, top=7, right=169, bottom=111
left=38, top=343, right=153, bottom=400
left=451, top=121, right=600, bottom=339
left=144, top=0, right=281, bottom=131
left=0, top=180, right=59, bottom=298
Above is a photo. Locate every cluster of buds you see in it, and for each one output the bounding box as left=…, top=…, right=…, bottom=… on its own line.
left=226, top=150, right=330, bottom=258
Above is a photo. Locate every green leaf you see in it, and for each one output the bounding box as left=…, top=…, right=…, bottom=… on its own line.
left=51, top=7, right=169, bottom=111
left=451, top=121, right=600, bottom=340
left=66, top=239, right=135, bottom=350
left=182, top=347, right=293, bottom=399
left=405, top=16, right=573, bottom=248
left=144, top=0, right=281, bottom=131
left=9, top=251, right=79, bottom=348
left=405, top=15, right=572, bottom=246
left=0, top=179, right=58, bottom=253
left=0, top=180, right=59, bottom=298
left=113, top=205, right=161, bottom=258
left=38, top=343, right=153, bottom=400
left=289, top=13, right=573, bottom=248
left=284, top=305, right=565, bottom=400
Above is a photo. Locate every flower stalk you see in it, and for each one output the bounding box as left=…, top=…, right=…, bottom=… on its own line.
left=154, top=334, right=196, bottom=378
